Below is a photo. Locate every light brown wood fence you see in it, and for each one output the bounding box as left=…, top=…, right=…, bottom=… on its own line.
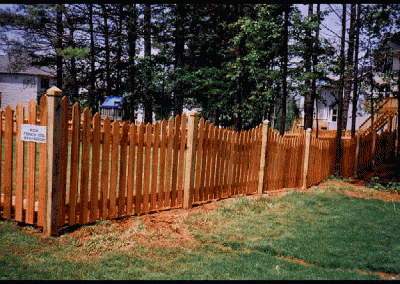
left=0, top=87, right=397, bottom=236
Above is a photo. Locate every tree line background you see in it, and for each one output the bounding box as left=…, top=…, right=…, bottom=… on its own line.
left=0, top=4, right=399, bottom=137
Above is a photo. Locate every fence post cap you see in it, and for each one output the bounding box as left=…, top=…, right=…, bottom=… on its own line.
left=46, top=86, right=62, bottom=97
left=188, top=111, right=197, bottom=116
left=306, top=128, right=312, bottom=133
left=262, top=119, right=269, bottom=126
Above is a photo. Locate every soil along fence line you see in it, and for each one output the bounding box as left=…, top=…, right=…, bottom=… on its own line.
left=0, top=87, right=397, bottom=236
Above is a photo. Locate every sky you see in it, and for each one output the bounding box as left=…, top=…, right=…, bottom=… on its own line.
left=297, top=4, right=345, bottom=47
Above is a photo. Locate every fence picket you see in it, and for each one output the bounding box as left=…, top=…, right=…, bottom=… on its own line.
left=250, top=128, right=259, bottom=193
left=100, top=117, right=111, bottom=219
left=278, top=134, right=286, bottom=190
left=270, top=131, right=280, bottom=191
left=222, top=130, right=230, bottom=197
left=263, top=129, right=273, bottom=191
left=247, top=129, right=254, bottom=193
left=209, top=125, right=217, bottom=199
left=68, top=103, right=81, bottom=225
left=126, top=123, right=137, bottom=215
left=318, top=140, right=324, bottom=183
left=227, top=131, right=236, bottom=196
left=177, top=113, right=187, bottom=205
left=194, top=118, right=204, bottom=202
left=288, top=138, right=298, bottom=188
left=3, top=106, right=13, bottom=220
left=214, top=128, right=223, bottom=199
left=236, top=131, right=244, bottom=195
left=15, top=103, right=24, bottom=222
left=135, top=123, right=145, bottom=214
left=79, top=108, right=91, bottom=224
left=251, top=128, right=260, bottom=193
left=90, top=113, right=101, bottom=223
left=151, top=121, right=160, bottom=210
left=164, top=117, right=174, bottom=207
left=26, top=100, right=37, bottom=224
left=118, top=122, right=129, bottom=216
left=266, top=130, right=277, bottom=191
left=37, top=96, right=47, bottom=227
left=59, top=97, right=69, bottom=226
left=297, top=134, right=306, bottom=188
left=109, top=120, right=120, bottom=219
left=203, top=121, right=212, bottom=200
left=143, top=123, right=152, bottom=213
left=158, top=120, right=167, bottom=209
left=241, top=131, right=247, bottom=194
left=170, top=116, right=180, bottom=207
left=223, top=130, right=231, bottom=196
left=242, top=131, right=250, bottom=194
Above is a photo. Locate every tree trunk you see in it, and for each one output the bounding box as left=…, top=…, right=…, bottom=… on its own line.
left=116, top=4, right=124, bottom=96
left=127, top=4, right=138, bottom=122
left=351, top=4, right=361, bottom=138
left=56, top=4, right=63, bottom=89
left=66, top=12, right=78, bottom=100
left=144, top=4, right=153, bottom=124
left=89, top=4, right=97, bottom=114
left=101, top=5, right=111, bottom=95
left=279, top=4, right=290, bottom=136
left=235, top=3, right=245, bottom=131
left=335, top=4, right=347, bottom=176
left=173, top=4, right=185, bottom=117
left=342, top=4, right=356, bottom=131
left=303, top=4, right=314, bottom=130
left=312, top=4, right=320, bottom=138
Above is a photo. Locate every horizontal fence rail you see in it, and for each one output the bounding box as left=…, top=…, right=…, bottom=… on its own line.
left=0, top=87, right=398, bottom=236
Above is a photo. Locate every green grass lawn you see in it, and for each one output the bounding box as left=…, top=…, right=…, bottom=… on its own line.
left=1, top=180, right=399, bottom=280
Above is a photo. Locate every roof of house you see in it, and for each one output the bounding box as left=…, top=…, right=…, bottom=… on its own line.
left=0, top=54, right=55, bottom=77
left=101, top=96, right=124, bottom=109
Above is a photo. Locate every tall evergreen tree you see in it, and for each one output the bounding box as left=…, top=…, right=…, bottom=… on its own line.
left=342, top=4, right=357, bottom=131
left=303, top=4, right=314, bottom=130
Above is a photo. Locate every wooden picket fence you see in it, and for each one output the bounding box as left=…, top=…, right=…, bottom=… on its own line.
left=0, top=87, right=397, bottom=236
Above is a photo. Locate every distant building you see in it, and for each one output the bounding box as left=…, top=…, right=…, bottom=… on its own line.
left=100, top=95, right=200, bottom=123
left=385, top=32, right=400, bottom=72
left=100, top=96, right=125, bottom=121
left=295, top=74, right=370, bottom=131
left=0, top=54, right=56, bottom=111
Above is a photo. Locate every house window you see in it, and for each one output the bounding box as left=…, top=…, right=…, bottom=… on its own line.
left=332, top=109, right=337, bottom=122
left=41, top=78, right=49, bottom=89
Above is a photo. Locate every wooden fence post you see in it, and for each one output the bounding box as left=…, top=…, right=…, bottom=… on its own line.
left=183, top=111, right=199, bottom=209
left=302, top=128, right=312, bottom=190
left=45, top=86, right=64, bottom=237
left=257, top=120, right=269, bottom=195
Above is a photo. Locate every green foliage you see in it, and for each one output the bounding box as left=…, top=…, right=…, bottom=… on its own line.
left=1, top=4, right=399, bottom=129
left=367, top=177, right=400, bottom=193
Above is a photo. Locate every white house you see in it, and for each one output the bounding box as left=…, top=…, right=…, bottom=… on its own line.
left=295, top=31, right=400, bottom=132
left=0, top=54, right=56, bottom=111
left=295, top=75, right=370, bottom=131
